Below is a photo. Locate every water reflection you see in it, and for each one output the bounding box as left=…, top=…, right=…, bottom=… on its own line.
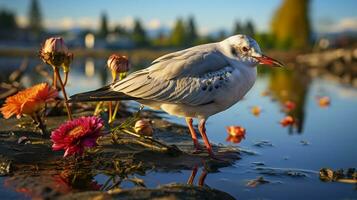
left=187, top=165, right=208, bottom=186
left=267, top=69, right=310, bottom=133
left=84, top=58, right=95, bottom=77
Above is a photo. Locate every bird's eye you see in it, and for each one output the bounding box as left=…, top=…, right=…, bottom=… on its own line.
left=242, top=46, right=249, bottom=52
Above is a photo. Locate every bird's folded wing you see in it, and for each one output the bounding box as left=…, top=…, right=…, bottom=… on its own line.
left=111, top=44, right=231, bottom=106
left=149, top=43, right=228, bottom=80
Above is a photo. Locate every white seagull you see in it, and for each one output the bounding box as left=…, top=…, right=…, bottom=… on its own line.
left=70, top=35, right=284, bottom=158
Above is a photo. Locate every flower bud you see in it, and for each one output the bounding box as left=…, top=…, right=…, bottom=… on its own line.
left=42, top=37, right=68, bottom=54
left=39, top=37, right=69, bottom=67
left=134, top=119, right=153, bottom=136
left=107, top=54, right=130, bottom=80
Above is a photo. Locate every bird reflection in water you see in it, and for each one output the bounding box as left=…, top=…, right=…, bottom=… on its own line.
left=187, top=164, right=208, bottom=186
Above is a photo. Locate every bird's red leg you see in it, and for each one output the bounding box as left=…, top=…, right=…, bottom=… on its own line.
left=185, top=117, right=201, bottom=152
left=187, top=165, right=198, bottom=185
left=198, top=169, right=208, bottom=186
left=198, top=119, right=214, bottom=157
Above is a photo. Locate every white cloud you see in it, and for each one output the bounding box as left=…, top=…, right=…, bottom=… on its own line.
left=44, top=17, right=99, bottom=30
left=198, top=26, right=210, bottom=36
left=318, top=17, right=357, bottom=33
left=16, top=15, right=99, bottom=30
left=332, top=17, right=357, bottom=32
left=146, top=19, right=161, bottom=30
left=119, top=16, right=135, bottom=30
left=15, top=15, right=185, bottom=34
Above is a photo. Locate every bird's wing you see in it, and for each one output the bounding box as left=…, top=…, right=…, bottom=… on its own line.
left=112, top=43, right=233, bottom=106
left=148, top=43, right=228, bottom=80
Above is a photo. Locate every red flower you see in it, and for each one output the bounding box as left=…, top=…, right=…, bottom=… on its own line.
left=226, top=126, right=246, bottom=144
left=284, top=100, right=296, bottom=111
left=51, top=116, right=104, bottom=157
left=280, top=115, right=295, bottom=127
left=0, top=83, right=58, bottom=119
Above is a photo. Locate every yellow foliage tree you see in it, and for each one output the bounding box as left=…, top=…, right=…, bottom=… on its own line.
left=271, top=0, right=311, bottom=49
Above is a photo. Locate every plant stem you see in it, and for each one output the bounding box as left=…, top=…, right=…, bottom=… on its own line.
left=53, top=69, right=57, bottom=88
left=111, top=101, right=120, bottom=122
left=108, top=101, right=113, bottom=124
left=63, top=71, right=69, bottom=87
left=94, top=101, right=104, bottom=116
left=32, top=113, right=47, bottom=135
left=54, top=68, right=73, bottom=120
left=108, top=73, right=126, bottom=124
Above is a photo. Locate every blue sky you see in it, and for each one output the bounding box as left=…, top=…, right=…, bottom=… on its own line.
left=1, top=0, right=357, bottom=34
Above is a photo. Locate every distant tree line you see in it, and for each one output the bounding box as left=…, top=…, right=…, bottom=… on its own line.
left=0, top=0, right=311, bottom=50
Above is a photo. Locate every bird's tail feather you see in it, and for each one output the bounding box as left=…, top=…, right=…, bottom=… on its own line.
left=69, top=85, right=138, bottom=102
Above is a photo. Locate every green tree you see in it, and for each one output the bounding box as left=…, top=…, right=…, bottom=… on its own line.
left=28, top=0, right=43, bottom=37
left=98, top=12, right=109, bottom=38
left=113, top=24, right=128, bottom=35
left=132, top=19, right=148, bottom=47
left=186, top=16, right=198, bottom=45
left=245, top=20, right=255, bottom=37
left=0, top=10, right=17, bottom=30
left=271, top=0, right=311, bottom=49
left=170, top=18, right=187, bottom=47
left=232, top=20, right=243, bottom=35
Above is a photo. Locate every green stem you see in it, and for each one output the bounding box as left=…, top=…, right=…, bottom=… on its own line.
left=32, top=113, right=47, bottom=135
left=63, top=71, right=69, bottom=87
left=111, top=101, right=120, bottom=122
left=94, top=101, right=104, bottom=116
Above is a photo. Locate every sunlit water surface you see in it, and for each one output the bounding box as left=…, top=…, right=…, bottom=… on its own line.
left=1, top=57, right=357, bottom=199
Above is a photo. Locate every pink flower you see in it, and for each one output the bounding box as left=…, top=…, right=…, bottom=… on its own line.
left=51, top=116, right=104, bottom=157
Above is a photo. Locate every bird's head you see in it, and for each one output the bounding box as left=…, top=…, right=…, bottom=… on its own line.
left=221, top=34, right=284, bottom=68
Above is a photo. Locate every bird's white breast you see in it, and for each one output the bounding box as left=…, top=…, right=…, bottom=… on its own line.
left=214, top=65, right=257, bottom=111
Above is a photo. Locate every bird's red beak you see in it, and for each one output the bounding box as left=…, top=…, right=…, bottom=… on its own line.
left=253, top=54, right=284, bottom=67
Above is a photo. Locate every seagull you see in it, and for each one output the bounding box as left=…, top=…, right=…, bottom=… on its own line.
left=70, top=35, right=284, bottom=158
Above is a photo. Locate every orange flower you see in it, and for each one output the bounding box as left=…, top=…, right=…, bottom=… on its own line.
left=317, top=96, right=330, bottom=108
left=280, top=115, right=295, bottom=127
left=226, top=126, right=246, bottom=144
left=251, top=106, right=261, bottom=116
left=0, top=83, right=58, bottom=119
left=284, top=100, right=296, bottom=111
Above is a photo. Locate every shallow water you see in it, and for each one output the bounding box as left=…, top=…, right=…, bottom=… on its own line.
left=1, top=57, right=357, bottom=199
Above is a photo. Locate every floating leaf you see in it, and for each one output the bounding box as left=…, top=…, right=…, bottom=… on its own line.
left=284, top=100, right=296, bottom=111
left=226, top=126, right=246, bottom=144
left=317, top=96, right=330, bottom=108
left=251, top=106, right=261, bottom=117
left=280, top=115, right=295, bottom=127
